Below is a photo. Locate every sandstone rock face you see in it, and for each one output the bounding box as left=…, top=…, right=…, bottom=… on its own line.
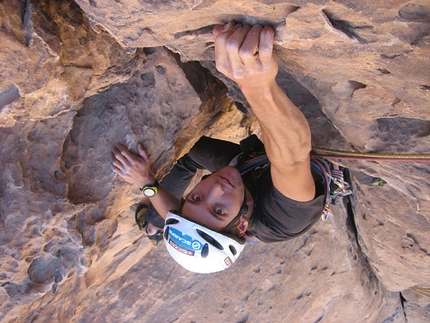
left=1, top=0, right=429, bottom=322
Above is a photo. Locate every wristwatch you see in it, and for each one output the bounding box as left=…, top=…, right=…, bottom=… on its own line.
left=140, top=179, right=159, bottom=197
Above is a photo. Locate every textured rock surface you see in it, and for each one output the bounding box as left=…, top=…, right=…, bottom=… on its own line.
left=1, top=0, right=429, bottom=322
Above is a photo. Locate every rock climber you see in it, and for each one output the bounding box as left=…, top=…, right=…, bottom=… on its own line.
left=111, top=21, right=328, bottom=273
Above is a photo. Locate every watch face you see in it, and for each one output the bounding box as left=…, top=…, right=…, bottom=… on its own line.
left=143, top=187, right=156, bottom=197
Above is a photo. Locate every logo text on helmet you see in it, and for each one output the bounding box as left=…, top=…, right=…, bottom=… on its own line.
left=169, top=240, right=195, bottom=256
left=169, top=227, right=202, bottom=251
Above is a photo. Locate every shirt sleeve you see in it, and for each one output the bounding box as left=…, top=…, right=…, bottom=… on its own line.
left=247, top=167, right=326, bottom=243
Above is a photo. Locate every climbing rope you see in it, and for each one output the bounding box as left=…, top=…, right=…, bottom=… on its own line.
left=409, top=287, right=430, bottom=298
left=312, top=147, right=430, bottom=162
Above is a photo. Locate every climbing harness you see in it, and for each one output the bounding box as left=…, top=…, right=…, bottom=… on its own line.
left=237, top=136, right=358, bottom=223
left=311, top=157, right=353, bottom=221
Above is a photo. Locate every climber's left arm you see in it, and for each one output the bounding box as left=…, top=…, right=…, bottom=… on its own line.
left=111, top=144, right=181, bottom=219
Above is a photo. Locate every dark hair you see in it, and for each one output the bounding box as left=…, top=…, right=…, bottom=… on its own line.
left=221, top=214, right=244, bottom=237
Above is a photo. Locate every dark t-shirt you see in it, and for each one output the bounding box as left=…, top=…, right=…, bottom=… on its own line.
left=244, top=165, right=326, bottom=243
left=145, top=135, right=326, bottom=241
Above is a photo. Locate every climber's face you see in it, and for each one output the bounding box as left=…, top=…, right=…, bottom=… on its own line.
left=182, top=166, right=245, bottom=231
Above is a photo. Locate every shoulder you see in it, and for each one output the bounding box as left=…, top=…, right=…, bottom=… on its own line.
left=248, top=168, right=326, bottom=242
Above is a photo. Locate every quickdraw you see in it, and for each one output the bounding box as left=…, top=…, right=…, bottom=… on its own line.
left=311, top=157, right=353, bottom=221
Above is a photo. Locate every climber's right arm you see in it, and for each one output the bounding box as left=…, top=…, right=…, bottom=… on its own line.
left=213, top=22, right=315, bottom=202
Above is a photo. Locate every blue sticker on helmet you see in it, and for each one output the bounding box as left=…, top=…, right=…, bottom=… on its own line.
left=169, top=227, right=203, bottom=254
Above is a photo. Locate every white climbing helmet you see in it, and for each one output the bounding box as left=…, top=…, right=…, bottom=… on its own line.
left=163, top=211, right=246, bottom=274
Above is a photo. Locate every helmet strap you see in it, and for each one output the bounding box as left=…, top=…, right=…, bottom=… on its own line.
left=222, top=187, right=248, bottom=232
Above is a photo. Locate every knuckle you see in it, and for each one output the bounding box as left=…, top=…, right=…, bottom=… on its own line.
left=215, top=31, right=230, bottom=44
left=259, top=44, right=270, bottom=53
left=225, top=38, right=240, bottom=50
left=238, top=47, right=254, bottom=58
